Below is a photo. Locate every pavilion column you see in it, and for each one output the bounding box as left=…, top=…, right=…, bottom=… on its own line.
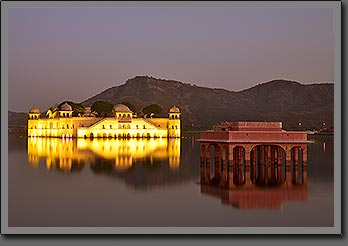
left=200, top=144, right=206, bottom=184
left=285, top=147, right=292, bottom=174
left=220, top=146, right=227, bottom=188
left=239, top=147, right=245, bottom=185
left=214, top=147, right=221, bottom=181
left=250, top=148, right=256, bottom=184
left=294, top=146, right=299, bottom=167
left=264, top=145, right=271, bottom=185
left=269, top=146, right=277, bottom=184
left=277, top=146, right=283, bottom=185
left=227, top=144, right=235, bottom=186
left=244, top=145, right=251, bottom=168
left=256, top=146, right=264, bottom=184
left=243, top=146, right=251, bottom=186
left=228, top=144, right=235, bottom=168
left=205, top=145, right=211, bottom=183
left=301, top=145, right=308, bottom=169
left=292, top=147, right=299, bottom=184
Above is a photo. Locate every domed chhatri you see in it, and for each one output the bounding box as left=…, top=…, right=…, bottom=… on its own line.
left=28, top=102, right=181, bottom=139
left=29, top=106, right=40, bottom=114
left=113, top=104, right=132, bottom=112
left=169, top=105, right=180, bottom=113
left=61, top=102, right=73, bottom=111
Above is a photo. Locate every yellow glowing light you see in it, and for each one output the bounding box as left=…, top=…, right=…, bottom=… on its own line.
left=27, top=137, right=181, bottom=173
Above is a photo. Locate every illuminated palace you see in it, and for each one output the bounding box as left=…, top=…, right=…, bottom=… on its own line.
left=28, top=103, right=181, bottom=138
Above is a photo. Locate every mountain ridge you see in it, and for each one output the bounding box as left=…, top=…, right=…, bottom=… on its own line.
left=9, top=76, right=334, bottom=131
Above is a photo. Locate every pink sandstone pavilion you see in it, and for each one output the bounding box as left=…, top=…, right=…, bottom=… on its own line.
left=197, top=121, right=312, bottom=189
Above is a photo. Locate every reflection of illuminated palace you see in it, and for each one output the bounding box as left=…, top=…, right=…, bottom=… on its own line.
left=197, top=122, right=311, bottom=209
left=27, top=137, right=181, bottom=172
left=27, top=103, right=181, bottom=138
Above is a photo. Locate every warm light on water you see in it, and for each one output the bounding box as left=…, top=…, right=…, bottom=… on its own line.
left=27, top=137, right=181, bottom=172
left=8, top=134, right=333, bottom=227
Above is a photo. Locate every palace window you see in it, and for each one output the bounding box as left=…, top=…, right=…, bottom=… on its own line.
left=175, top=126, right=178, bottom=129
left=110, top=125, right=112, bottom=129
left=136, top=125, right=139, bottom=129
left=67, top=124, right=69, bottom=129
left=143, top=125, right=146, bottom=129
left=102, top=125, right=105, bottom=129
left=172, top=125, right=174, bottom=129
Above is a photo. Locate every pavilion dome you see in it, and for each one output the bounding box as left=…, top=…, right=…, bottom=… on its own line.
left=169, top=105, right=180, bottom=113
left=61, top=102, right=73, bottom=111
left=29, top=106, right=40, bottom=114
left=113, top=104, right=132, bottom=112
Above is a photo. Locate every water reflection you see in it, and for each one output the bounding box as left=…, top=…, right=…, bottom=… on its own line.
left=27, top=137, right=181, bottom=173
left=200, top=178, right=308, bottom=210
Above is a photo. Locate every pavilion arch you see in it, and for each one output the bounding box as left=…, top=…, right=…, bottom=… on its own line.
left=250, top=144, right=286, bottom=187
left=231, top=146, right=246, bottom=186
left=200, top=143, right=231, bottom=185
left=206, top=143, right=222, bottom=184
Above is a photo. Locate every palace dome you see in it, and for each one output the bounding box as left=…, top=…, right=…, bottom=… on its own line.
left=29, top=107, right=40, bottom=114
left=61, top=102, right=73, bottom=111
left=113, top=104, right=132, bottom=112
left=169, top=105, right=180, bottom=113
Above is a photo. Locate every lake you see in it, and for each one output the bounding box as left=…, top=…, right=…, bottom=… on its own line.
left=8, top=133, right=334, bottom=227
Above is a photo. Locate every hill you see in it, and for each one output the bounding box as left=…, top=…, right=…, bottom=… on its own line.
left=82, top=76, right=334, bottom=131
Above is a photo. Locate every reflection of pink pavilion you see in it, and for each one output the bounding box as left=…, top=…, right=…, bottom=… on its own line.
left=197, top=122, right=312, bottom=189
left=200, top=182, right=308, bottom=210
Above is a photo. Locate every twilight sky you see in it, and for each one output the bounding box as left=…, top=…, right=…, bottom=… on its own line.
left=8, top=7, right=334, bottom=112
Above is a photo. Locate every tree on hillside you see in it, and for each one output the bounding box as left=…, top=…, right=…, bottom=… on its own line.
left=121, top=102, right=136, bottom=113
left=142, top=104, right=162, bottom=118
left=58, top=101, right=85, bottom=117
left=91, top=100, right=114, bottom=117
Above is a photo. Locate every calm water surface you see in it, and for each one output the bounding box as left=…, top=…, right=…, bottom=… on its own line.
left=8, top=133, right=333, bottom=227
